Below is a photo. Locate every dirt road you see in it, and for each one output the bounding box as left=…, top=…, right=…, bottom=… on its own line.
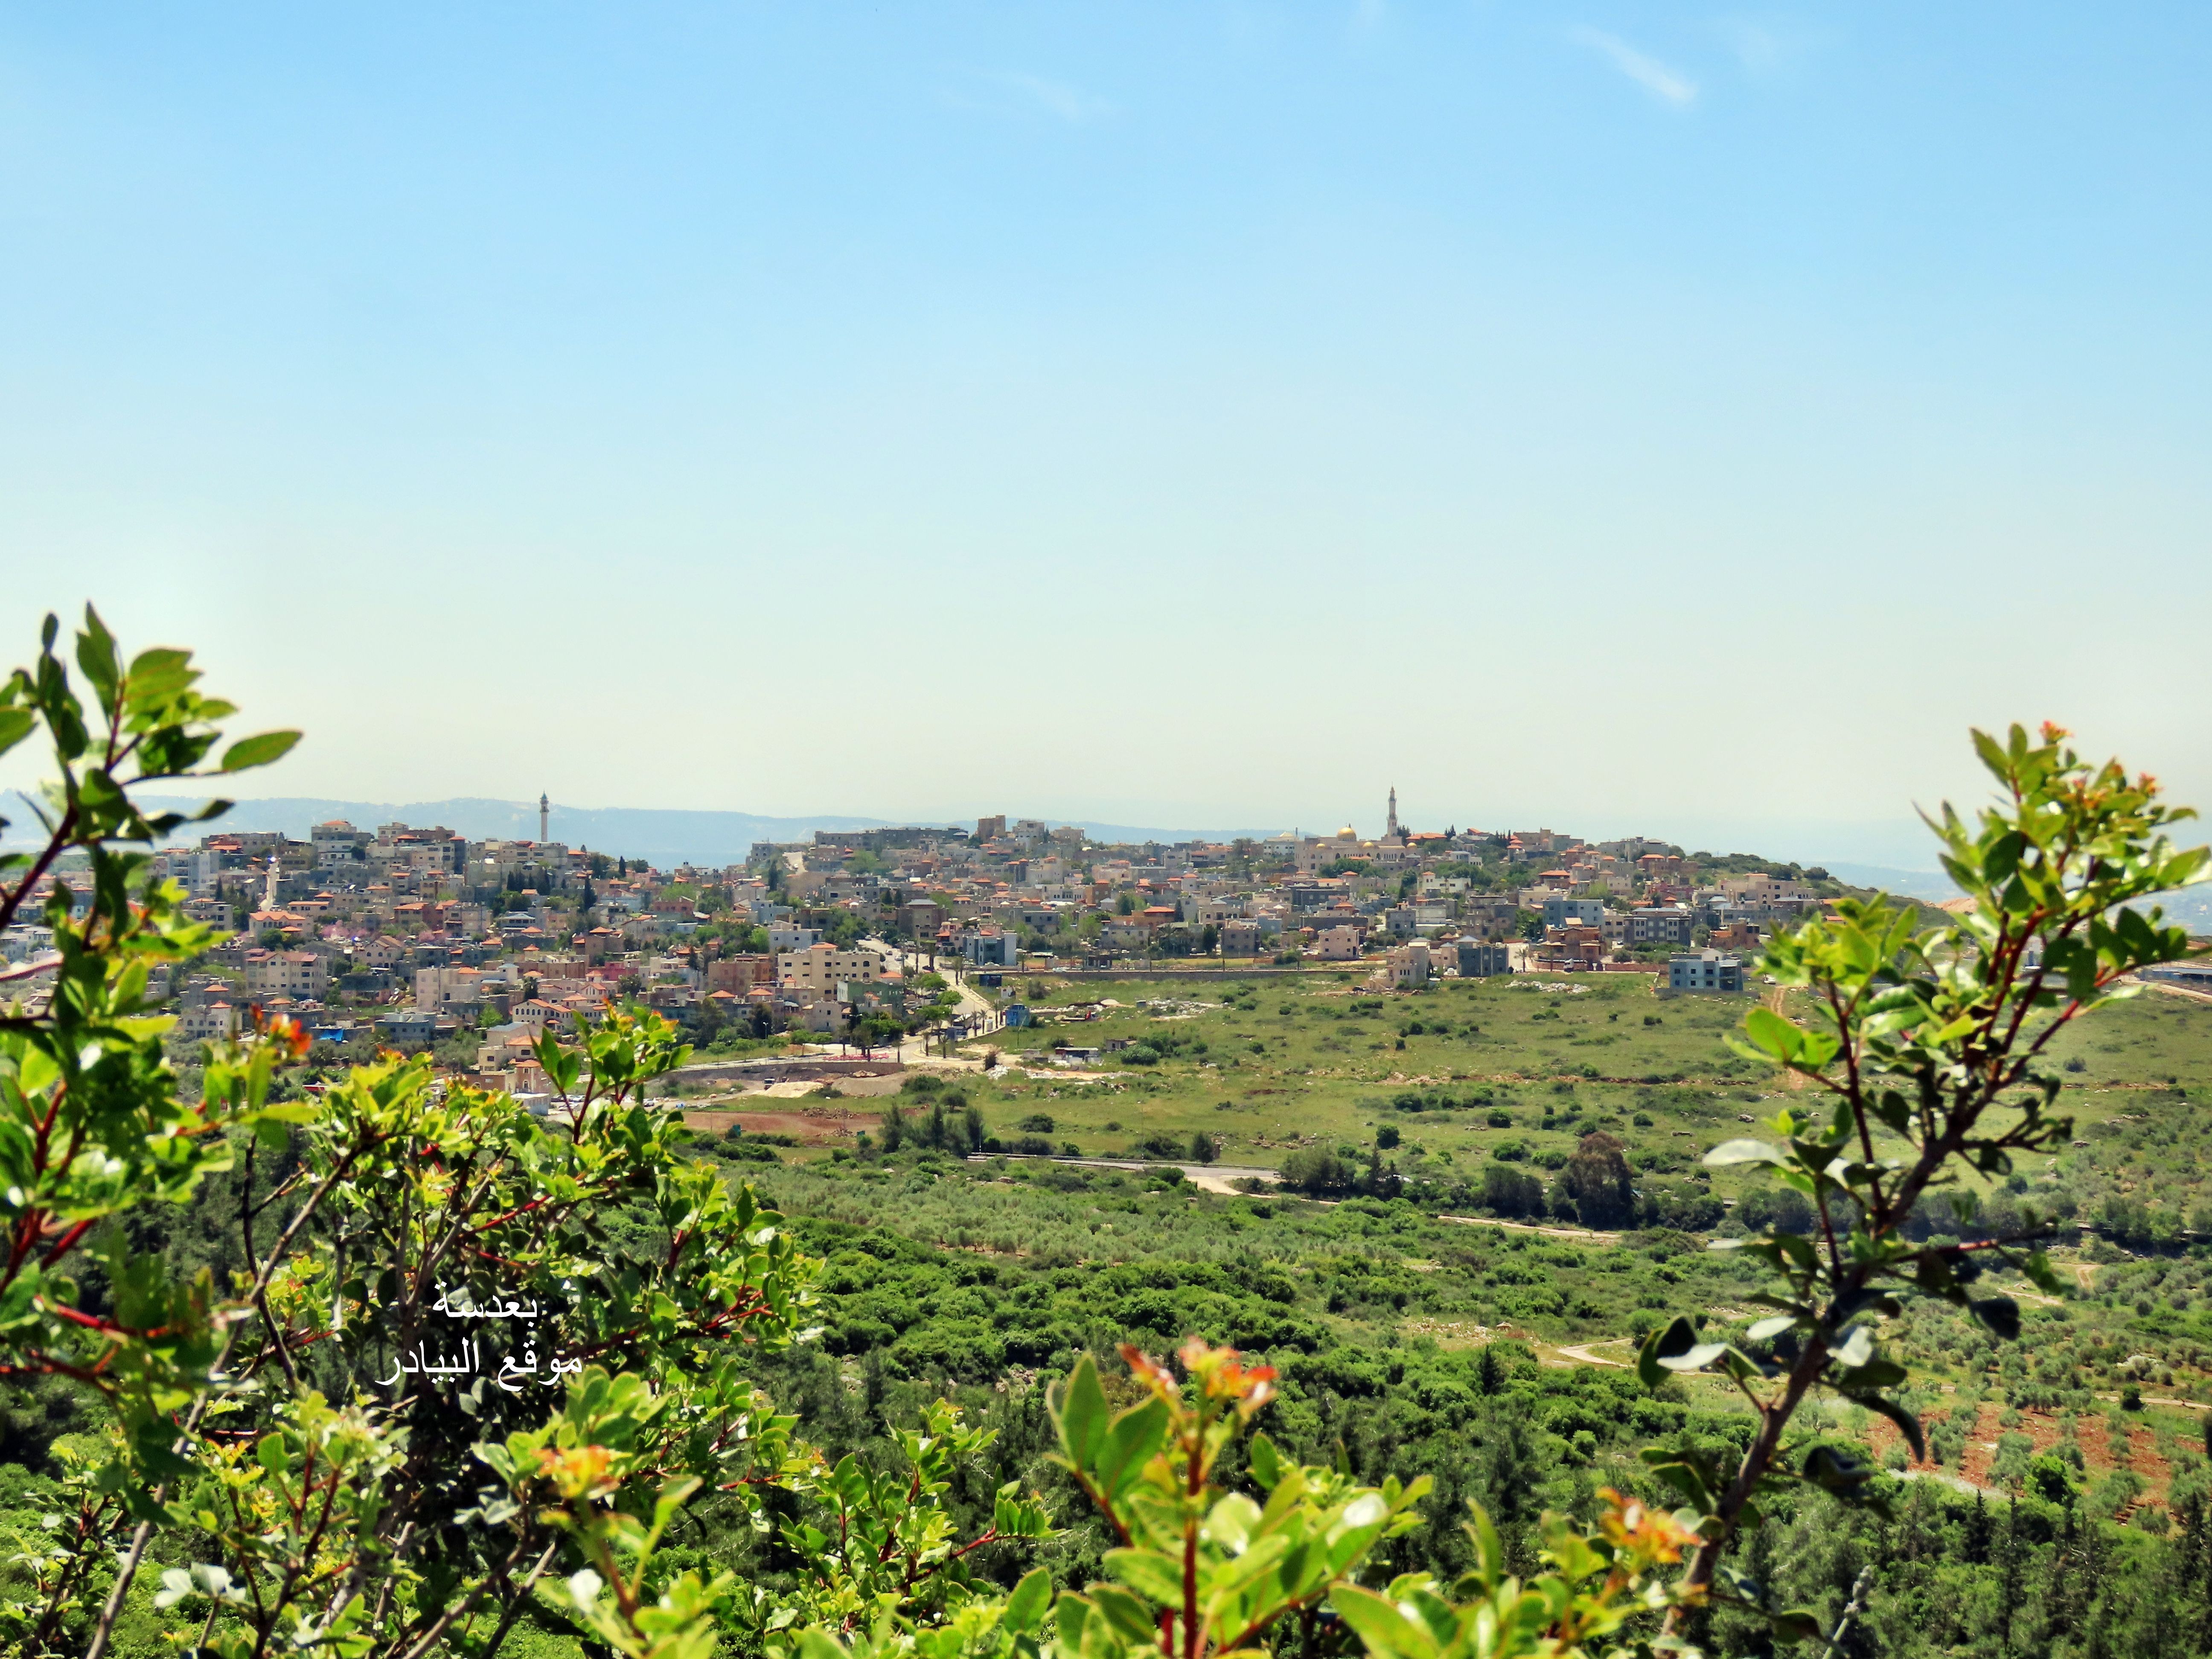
left=963, top=1153, right=1280, bottom=1196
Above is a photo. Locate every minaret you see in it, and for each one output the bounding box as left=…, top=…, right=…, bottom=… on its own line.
left=1386, top=786, right=1400, bottom=840
left=538, top=793, right=549, bottom=844
left=262, top=851, right=280, bottom=912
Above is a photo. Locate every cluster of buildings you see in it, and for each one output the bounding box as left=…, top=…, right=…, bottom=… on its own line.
left=748, top=788, right=1823, bottom=994
left=0, top=790, right=1817, bottom=1084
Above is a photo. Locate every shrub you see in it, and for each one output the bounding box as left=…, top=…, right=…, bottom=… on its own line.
left=1482, top=1161, right=1546, bottom=1217
left=1736, top=1184, right=1815, bottom=1235
left=1280, top=1150, right=1357, bottom=1196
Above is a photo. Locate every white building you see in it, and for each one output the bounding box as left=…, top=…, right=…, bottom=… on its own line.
left=1668, top=952, right=1743, bottom=992
left=776, top=942, right=895, bottom=992
left=242, top=950, right=329, bottom=999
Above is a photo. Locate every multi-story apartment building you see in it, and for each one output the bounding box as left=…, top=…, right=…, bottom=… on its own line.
left=776, top=942, right=894, bottom=992
left=1630, top=906, right=1696, bottom=946
left=1456, top=941, right=1512, bottom=977
left=242, top=949, right=329, bottom=999
left=1669, top=952, right=1744, bottom=992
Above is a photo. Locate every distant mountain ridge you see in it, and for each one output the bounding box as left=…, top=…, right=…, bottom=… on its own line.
left=108, top=796, right=1284, bottom=869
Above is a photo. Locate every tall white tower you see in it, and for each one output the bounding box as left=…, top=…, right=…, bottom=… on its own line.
left=538, top=793, right=549, bottom=844
left=1386, top=786, right=1400, bottom=840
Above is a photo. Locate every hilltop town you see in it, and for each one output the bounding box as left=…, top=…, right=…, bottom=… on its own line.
left=0, top=789, right=1865, bottom=1097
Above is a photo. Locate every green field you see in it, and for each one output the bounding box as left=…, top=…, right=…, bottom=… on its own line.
left=744, top=970, right=2212, bottom=1451
left=19, top=973, right=2212, bottom=1657
left=687, top=963, right=2212, bottom=1656
left=966, top=970, right=1772, bottom=1160
left=913, top=972, right=2212, bottom=1224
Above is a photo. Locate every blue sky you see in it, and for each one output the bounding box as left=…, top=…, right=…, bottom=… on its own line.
left=3, top=4, right=2208, bottom=865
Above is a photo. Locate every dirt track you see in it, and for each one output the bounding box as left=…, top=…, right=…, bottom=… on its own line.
left=1435, top=1213, right=1615, bottom=1243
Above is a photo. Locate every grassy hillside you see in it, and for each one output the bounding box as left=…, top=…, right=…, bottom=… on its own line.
left=924, top=970, right=2212, bottom=1228
left=713, top=970, right=2212, bottom=1520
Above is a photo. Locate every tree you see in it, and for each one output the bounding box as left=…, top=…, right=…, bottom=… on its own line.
left=1278, top=1149, right=1354, bottom=1195
left=1641, top=722, right=2208, bottom=1634
left=1482, top=1162, right=1545, bottom=1217
left=851, top=1010, right=904, bottom=1057
left=14, top=609, right=2204, bottom=1659
left=1189, top=1130, right=1218, bottom=1164
left=0, top=611, right=930, bottom=1659
left=1559, top=1131, right=1635, bottom=1228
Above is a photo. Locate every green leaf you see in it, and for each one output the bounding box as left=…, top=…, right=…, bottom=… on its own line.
left=1771, top=1610, right=1827, bottom=1642
left=1639, top=1316, right=1697, bottom=1388
left=1463, top=1502, right=1506, bottom=1588
left=1982, top=830, right=2027, bottom=885
left=1638, top=1446, right=1718, bottom=1513
left=1096, top=1397, right=1169, bottom=1499
left=1660, top=1342, right=1729, bottom=1373
left=1743, top=1007, right=1802, bottom=1061
left=1103, top=1548, right=1185, bottom=1606
left=1246, top=1429, right=1284, bottom=1490
left=1851, top=1392, right=1926, bottom=1461
left=220, top=730, right=302, bottom=773
left=1004, top=1567, right=1054, bottom=1635
left=1869, top=1089, right=1912, bottom=1135
left=0, top=707, right=33, bottom=762
left=1054, top=1355, right=1109, bottom=1469
left=1802, top=1444, right=1877, bottom=1493
left=1970, top=1296, right=2021, bottom=1341
left=1705, top=1139, right=1786, bottom=1167
left=75, top=606, right=120, bottom=704
left=1328, top=1585, right=1438, bottom=1659
left=1054, top=1593, right=1095, bottom=1653
left=1089, top=1585, right=1156, bottom=1643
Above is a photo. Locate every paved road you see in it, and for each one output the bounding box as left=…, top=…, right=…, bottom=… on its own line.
left=890, top=953, right=1002, bottom=1064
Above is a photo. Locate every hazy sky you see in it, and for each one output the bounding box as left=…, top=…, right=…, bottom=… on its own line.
left=3, top=4, right=2207, bottom=865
